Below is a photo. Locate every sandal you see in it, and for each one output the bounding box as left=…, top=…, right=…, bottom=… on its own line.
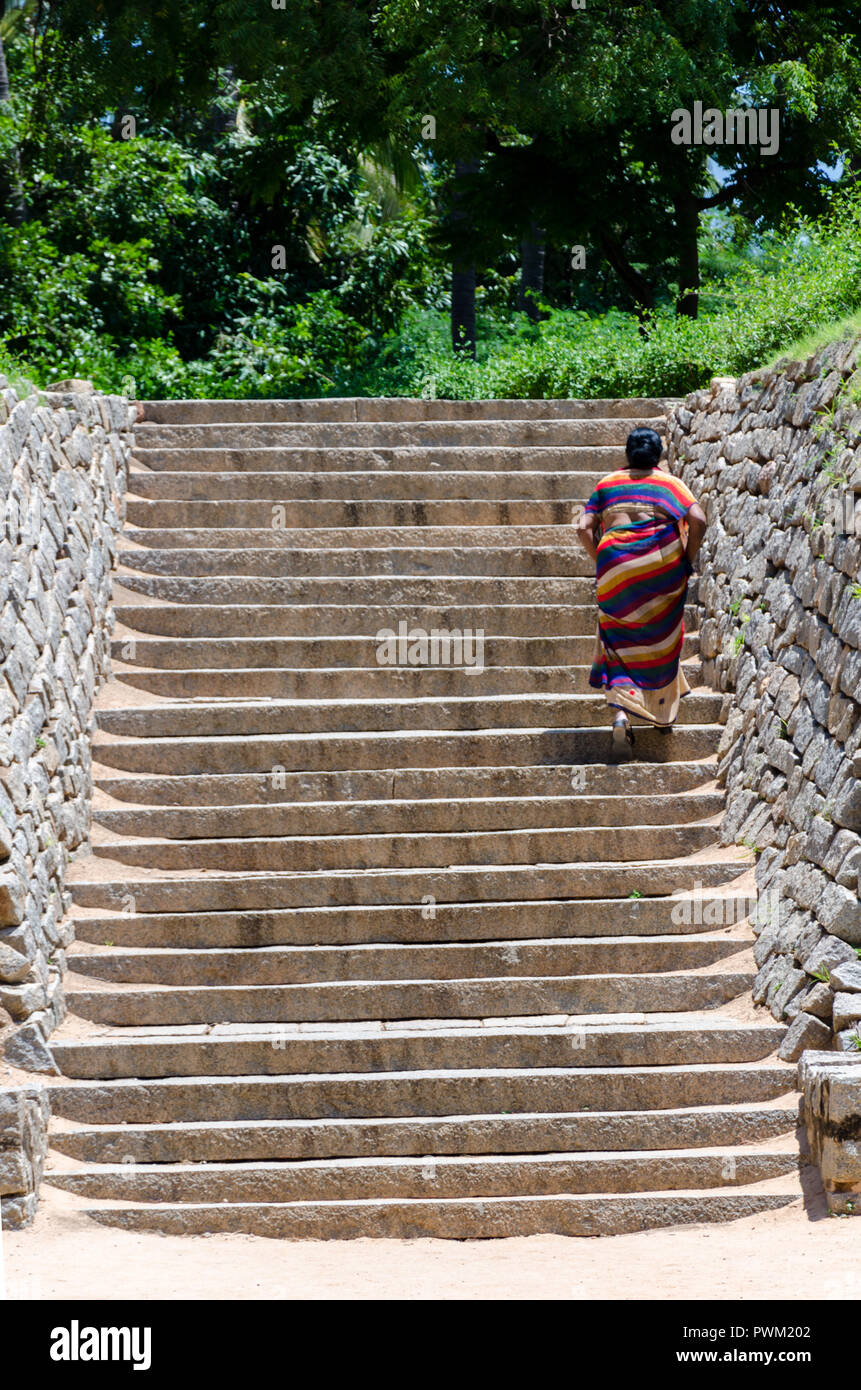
left=611, top=714, right=635, bottom=750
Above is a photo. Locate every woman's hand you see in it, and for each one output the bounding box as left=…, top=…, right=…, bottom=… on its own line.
left=576, top=510, right=599, bottom=562
left=685, top=503, right=707, bottom=562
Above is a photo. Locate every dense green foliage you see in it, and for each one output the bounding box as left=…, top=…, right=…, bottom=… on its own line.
left=1, top=1, right=861, bottom=397
left=5, top=185, right=861, bottom=401
left=367, top=194, right=861, bottom=399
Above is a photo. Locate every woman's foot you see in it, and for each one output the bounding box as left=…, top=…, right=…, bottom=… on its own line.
left=611, top=712, right=635, bottom=751
left=657, top=724, right=672, bottom=735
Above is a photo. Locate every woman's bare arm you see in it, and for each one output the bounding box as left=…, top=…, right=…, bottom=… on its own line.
left=576, top=510, right=599, bottom=562
left=685, top=502, right=707, bottom=562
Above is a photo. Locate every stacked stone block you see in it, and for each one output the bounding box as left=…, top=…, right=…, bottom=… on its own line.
left=0, top=1084, right=51, bottom=1228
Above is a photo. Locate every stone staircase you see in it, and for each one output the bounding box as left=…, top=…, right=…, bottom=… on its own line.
left=43, top=397, right=802, bottom=1238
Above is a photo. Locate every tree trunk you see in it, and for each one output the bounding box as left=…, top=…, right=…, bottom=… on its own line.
left=451, top=265, right=476, bottom=356
left=599, top=230, right=655, bottom=323
left=518, top=222, right=549, bottom=321
left=674, top=196, right=700, bottom=319
left=0, top=30, right=24, bottom=226
left=449, top=158, right=477, bottom=357
left=0, top=31, right=10, bottom=103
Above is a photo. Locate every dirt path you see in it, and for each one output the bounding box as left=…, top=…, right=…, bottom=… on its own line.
left=3, top=1185, right=859, bottom=1301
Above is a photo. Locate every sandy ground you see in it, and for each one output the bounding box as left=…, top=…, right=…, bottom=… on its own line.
left=2, top=1184, right=859, bottom=1301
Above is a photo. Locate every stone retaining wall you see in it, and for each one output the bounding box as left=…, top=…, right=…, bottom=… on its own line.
left=0, top=376, right=132, bottom=1227
left=0, top=1085, right=51, bottom=1229
left=669, top=339, right=861, bottom=1061
left=799, top=1051, right=861, bottom=1214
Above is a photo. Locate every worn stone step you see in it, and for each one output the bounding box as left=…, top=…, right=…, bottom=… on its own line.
left=50, top=1021, right=782, bottom=1082
left=73, top=1188, right=800, bottom=1239
left=90, top=724, right=721, bottom=775
left=90, top=822, right=721, bottom=873
left=108, top=635, right=652, bottom=670
left=94, top=694, right=719, bottom=742
left=45, top=1147, right=799, bottom=1205
left=134, top=417, right=664, bottom=449
left=114, top=572, right=598, bottom=606
left=114, top=568, right=694, bottom=612
left=118, top=545, right=593, bottom=577
left=63, top=969, right=754, bottom=1027
left=93, top=791, right=724, bottom=840
left=48, top=1101, right=798, bottom=1163
left=126, top=498, right=594, bottom=529
left=110, top=660, right=699, bottom=700
left=49, top=1060, right=794, bottom=1122
left=69, top=857, right=749, bottom=914
left=132, top=445, right=626, bottom=474
left=140, top=397, right=673, bottom=424
left=71, top=888, right=751, bottom=949
left=114, top=601, right=698, bottom=640
left=92, top=760, right=718, bottom=808
left=124, top=524, right=599, bottom=551
left=127, top=470, right=607, bottom=502
left=68, top=935, right=749, bottom=987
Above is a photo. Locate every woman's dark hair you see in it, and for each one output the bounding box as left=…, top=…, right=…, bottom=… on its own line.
left=625, top=427, right=663, bottom=470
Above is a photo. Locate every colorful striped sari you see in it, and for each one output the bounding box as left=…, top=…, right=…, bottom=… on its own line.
left=583, top=468, right=698, bottom=726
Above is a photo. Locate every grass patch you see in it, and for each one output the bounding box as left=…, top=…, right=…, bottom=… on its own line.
left=762, top=310, right=861, bottom=372
left=0, top=347, right=37, bottom=398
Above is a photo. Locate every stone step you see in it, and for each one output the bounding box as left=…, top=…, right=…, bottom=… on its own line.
left=72, top=901, right=752, bottom=956
left=93, top=694, right=719, bottom=741
left=50, top=1023, right=784, bottom=1084
left=90, top=823, right=721, bottom=873
left=67, top=934, right=750, bottom=987
left=70, top=1188, right=800, bottom=1239
left=118, top=546, right=593, bottom=577
left=48, top=1059, right=793, bottom=1119
left=109, top=659, right=702, bottom=700
left=125, top=498, right=592, bottom=529
left=71, top=889, right=750, bottom=948
left=140, top=397, right=673, bottom=424
left=68, top=857, right=751, bottom=914
left=64, top=970, right=754, bottom=1028
left=49, top=1101, right=798, bottom=1163
left=92, top=759, right=718, bottom=806
left=90, top=725, right=721, bottom=775
left=108, top=635, right=659, bottom=670
left=127, top=469, right=608, bottom=501
left=114, top=573, right=600, bottom=606
left=123, top=524, right=601, bottom=550
left=93, top=790, right=724, bottom=839
left=134, top=417, right=664, bottom=449
left=132, top=445, right=626, bottom=474
left=112, top=601, right=701, bottom=640
left=45, top=1147, right=799, bottom=1204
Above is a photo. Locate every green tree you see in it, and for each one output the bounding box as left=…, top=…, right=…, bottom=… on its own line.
left=373, top=0, right=861, bottom=324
